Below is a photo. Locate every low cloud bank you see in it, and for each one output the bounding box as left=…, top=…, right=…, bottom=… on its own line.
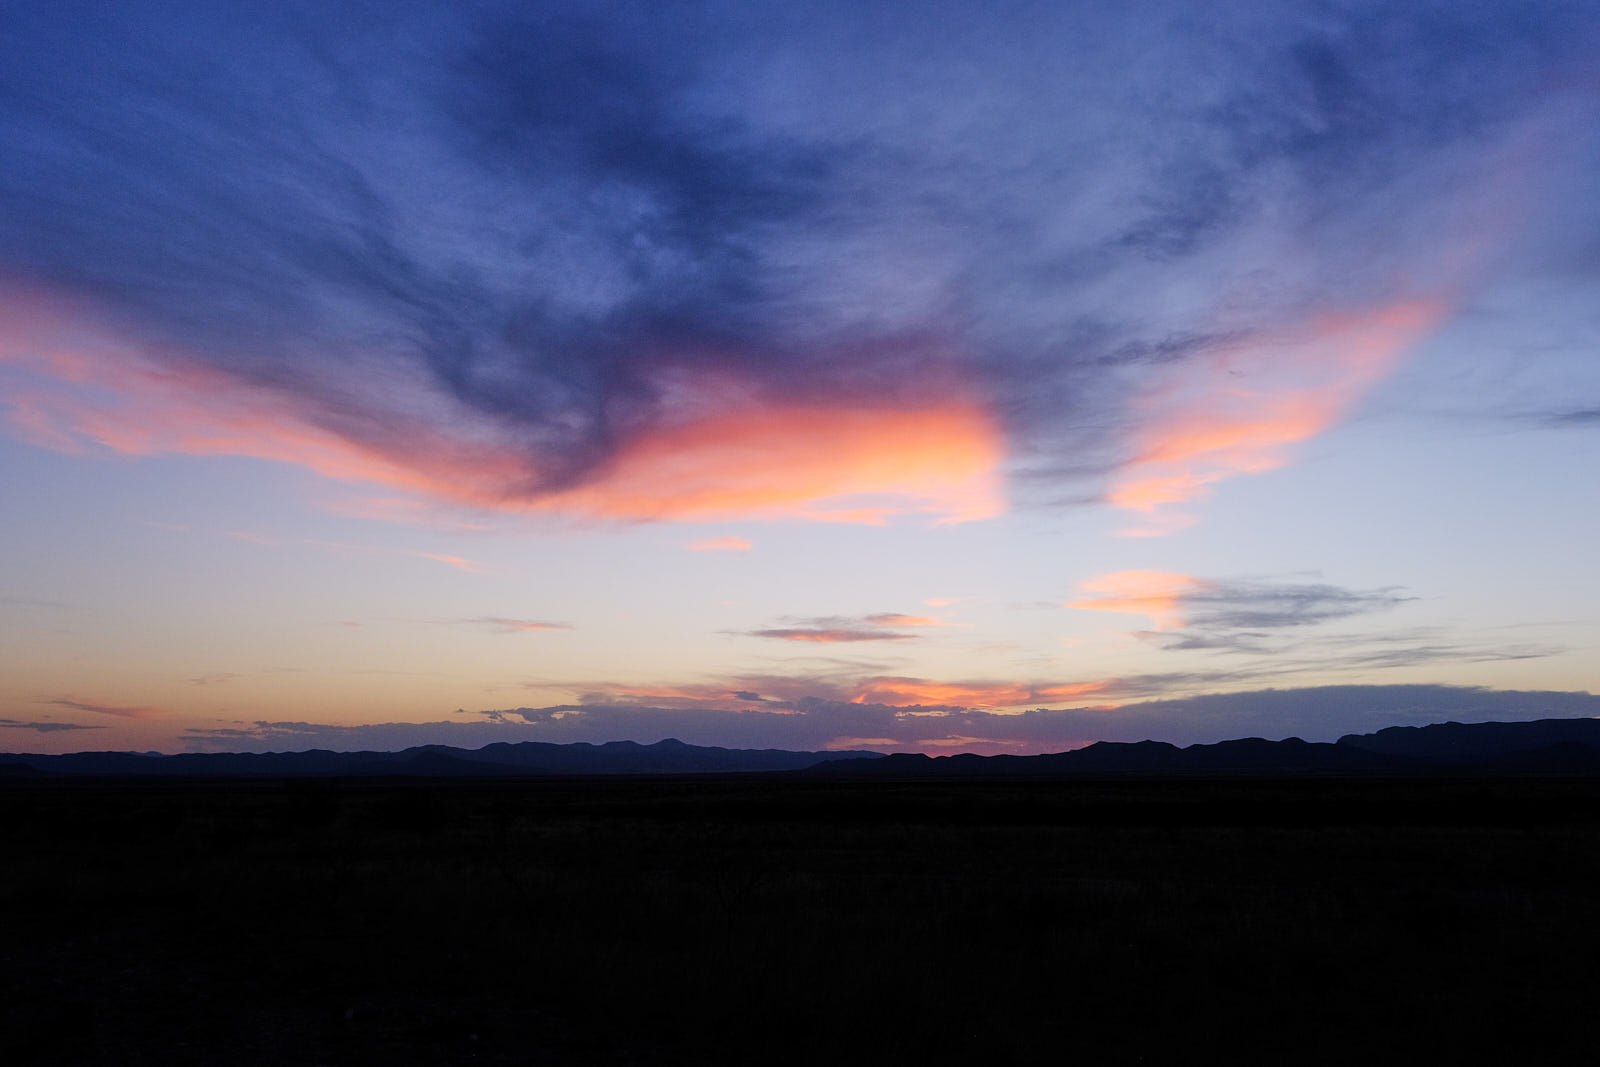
left=177, top=685, right=1600, bottom=756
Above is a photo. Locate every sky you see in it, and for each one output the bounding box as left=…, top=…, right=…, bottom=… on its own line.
left=3, top=0, right=1598, bottom=756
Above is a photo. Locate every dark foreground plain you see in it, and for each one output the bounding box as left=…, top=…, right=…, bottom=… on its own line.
left=5, top=776, right=1598, bottom=1064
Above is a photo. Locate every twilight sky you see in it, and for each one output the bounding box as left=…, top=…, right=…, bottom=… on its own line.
left=3, top=0, right=1598, bottom=755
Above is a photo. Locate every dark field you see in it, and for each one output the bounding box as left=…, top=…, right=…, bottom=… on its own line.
left=5, top=775, right=1599, bottom=1064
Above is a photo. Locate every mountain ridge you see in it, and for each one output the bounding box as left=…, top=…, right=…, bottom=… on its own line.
left=4, top=716, right=1600, bottom=778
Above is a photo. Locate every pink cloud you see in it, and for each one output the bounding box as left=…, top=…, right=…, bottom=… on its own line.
left=303, top=539, right=489, bottom=574
left=1106, top=299, right=1448, bottom=533
left=1066, top=570, right=1211, bottom=631
left=1, top=296, right=1006, bottom=528
left=688, top=536, right=752, bottom=552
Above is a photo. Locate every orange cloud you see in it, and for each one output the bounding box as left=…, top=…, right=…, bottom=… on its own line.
left=544, top=401, right=1005, bottom=525
left=1107, top=299, right=1448, bottom=533
left=740, top=610, right=955, bottom=643
left=411, top=551, right=488, bottom=574
left=862, top=613, right=944, bottom=627
left=917, top=735, right=1024, bottom=748
left=688, top=536, right=753, bottom=552
left=824, top=736, right=901, bottom=750
left=532, top=673, right=1118, bottom=711
left=2, top=298, right=1004, bottom=527
left=465, top=617, right=570, bottom=633
left=1066, top=570, right=1210, bottom=630
left=848, top=677, right=1113, bottom=708
left=559, top=682, right=764, bottom=709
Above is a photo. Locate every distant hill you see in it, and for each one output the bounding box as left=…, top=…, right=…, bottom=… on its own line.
left=812, top=716, right=1600, bottom=778
left=5, top=717, right=1599, bottom=779
left=1335, top=717, right=1600, bottom=765
left=0, top=738, right=883, bottom=778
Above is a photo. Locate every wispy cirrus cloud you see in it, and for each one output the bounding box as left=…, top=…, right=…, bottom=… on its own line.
left=742, top=628, right=918, bottom=644
left=1068, top=570, right=1410, bottom=637
left=2, top=4, right=1589, bottom=526
left=1062, top=573, right=1547, bottom=669
left=527, top=668, right=1166, bottom=712
left=1105, top=301, right=1449, bottom=534
left=737, top=611, right=954, bottom=644
left=1067, top=571, right=1209, bottom=631
left=43, top=698, right=160, bottom=720
left=447, top=617, right=572, bottom=634
left=303, top=539, right=488, bottom=575
left=688, top=536, right=752, bottom=552
left=0, top=719, right=107, bottom=733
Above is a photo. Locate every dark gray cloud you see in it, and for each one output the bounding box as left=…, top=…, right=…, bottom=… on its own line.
left=177, top=685, right=1600, bottom=754
left=1134, top=579, right=1413, bottom=653
left=1186, top=580, right=1413, bottom=631
left=0, top=719, right=105, bottom=733
left=735, top=612, right=938, bottom=643
left=1129, top=576, right=1564, bottom=670
left=742, top=628, right=918, bottom=644
left=3, top=2, right=1593, bottom=507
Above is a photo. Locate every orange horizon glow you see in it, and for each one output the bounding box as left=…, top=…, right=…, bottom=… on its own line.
left=1107, top=299, right=1448, bottom=533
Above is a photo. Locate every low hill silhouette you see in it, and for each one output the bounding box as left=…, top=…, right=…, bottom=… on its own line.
left=4, top=716, right=1599, bottom=778
left=814, top=716, right=1600, bottom=777
left=0, top=738, right=882, bottom=778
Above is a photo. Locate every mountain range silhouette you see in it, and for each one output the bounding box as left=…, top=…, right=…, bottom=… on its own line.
left=6, top=716, right=1600, bottom=778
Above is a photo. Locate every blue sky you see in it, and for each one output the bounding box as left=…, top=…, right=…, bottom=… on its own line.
left=2, top=0, right=1597, bottom=754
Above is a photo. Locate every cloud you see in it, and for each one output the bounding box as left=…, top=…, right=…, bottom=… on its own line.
left=43, top=698, right=159, bottom=719
left=861, top=613, right=947, bottom=628
left=2, top=4, right=1589, bottom=524
left=1067, top=571, right=1208, bottom=630
left=304, top=539, right=488, bottom=574
left=1540, top=408, right=1600, bottom=428
left=736, top=610, right=954, bottom=643
left=187, top=672, right=244, bottom=687
left=529, top=670, right=1161, bottom=712
left=1069, top=571, right=1411, bottom=640
left=689, top=536, right=752, bottom=552
left=178, top=685, right=1600, bottom=755
left=743, top=628, right=919, bottom=644
left=1105, top=301, right=1448, bottom=533
left=450, top=617, right=571, bottom=634
left=0, top=719, right=106, bottom=733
